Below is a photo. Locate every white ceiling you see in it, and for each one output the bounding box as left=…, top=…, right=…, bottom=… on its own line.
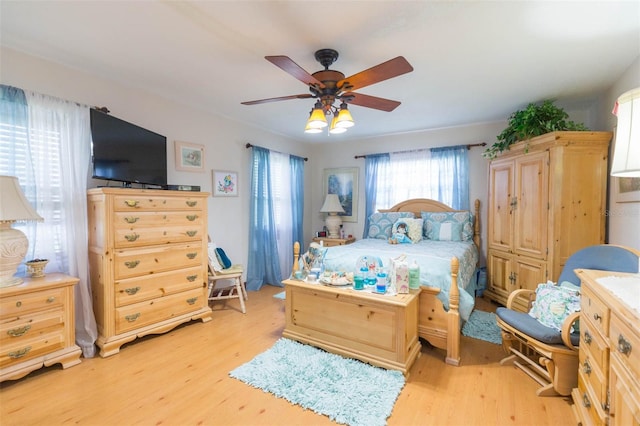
left=1, top=1, right=639, bottom=142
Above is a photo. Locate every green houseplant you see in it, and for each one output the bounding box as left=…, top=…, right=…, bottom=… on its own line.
left=483, top=100, right=588, bottom=159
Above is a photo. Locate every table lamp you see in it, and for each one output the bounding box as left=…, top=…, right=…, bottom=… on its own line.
left=320, top=193, right=345, bottom=238
left=0, top=175, right=43, bottom=287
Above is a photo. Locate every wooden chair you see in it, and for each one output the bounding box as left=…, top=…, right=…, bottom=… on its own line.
left=207, top=242, right=247, bottom=314
left=495, top=245, right=640, bottom=396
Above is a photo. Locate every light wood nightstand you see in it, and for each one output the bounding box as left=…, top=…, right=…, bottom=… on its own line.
left=312, top=237, right=355, bottom=247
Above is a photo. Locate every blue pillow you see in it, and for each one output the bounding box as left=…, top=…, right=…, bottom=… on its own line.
left=366, top=212, right=414, bottom=240
left=215, top=247, right=232, bottom=269
left=422, top=211, right=473, bottom=241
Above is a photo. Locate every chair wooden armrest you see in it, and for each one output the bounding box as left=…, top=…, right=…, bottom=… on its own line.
left=560, top=311, right=581, bottom=350
left=506, top=289, right=536, bottom=311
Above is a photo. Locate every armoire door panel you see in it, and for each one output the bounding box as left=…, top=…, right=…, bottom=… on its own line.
left=488, top=160, right=513, bottom=252
left=514, top=152, right=548, bottom=259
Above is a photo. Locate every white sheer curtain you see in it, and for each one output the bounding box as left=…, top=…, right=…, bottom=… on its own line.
left=270, top=151, right=293, bottom=276
left=23, top=91, right=98, bottom=357
left=374, top=149, right=434, bottom=210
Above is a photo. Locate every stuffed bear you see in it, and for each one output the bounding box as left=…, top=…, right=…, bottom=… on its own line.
left=389, top=221, right=412, bottom=244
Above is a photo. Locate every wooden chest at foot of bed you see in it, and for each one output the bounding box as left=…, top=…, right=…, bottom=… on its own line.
left=282, top=279, right=421, bottom=375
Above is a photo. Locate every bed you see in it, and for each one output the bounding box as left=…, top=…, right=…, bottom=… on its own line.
left=292, top=198, right=481, bottom=366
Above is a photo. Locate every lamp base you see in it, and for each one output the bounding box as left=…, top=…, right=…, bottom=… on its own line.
left=325, top=213, right=342, bottom=239
left=0, top=224, right=28, bottom=288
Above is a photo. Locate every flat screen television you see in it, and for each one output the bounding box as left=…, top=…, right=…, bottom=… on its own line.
left=90, top=109, right=167, bottom=187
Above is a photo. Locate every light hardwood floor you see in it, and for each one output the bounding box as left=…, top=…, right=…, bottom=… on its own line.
left=1, top=285, right=576, bottom=426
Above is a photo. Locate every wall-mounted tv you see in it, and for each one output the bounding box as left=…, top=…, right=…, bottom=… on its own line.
left=90, top=109, right=167, bottom=187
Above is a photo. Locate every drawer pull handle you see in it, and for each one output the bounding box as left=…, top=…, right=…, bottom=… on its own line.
left=124, top=260, right=140, bottom=269
left=8, top=346, right=31, bottom=359
left=186, top=230, right=198, bottom=237
left=125, top=313, right=140, bottom=322
left=124, top=233, right=140, bottom=242
left=186, top=215, right=198, bottom=221
left=186, top=201, right=197, bottom=207
left=7, top=325, right=31, bottom=337
left=618, top=334, right=632, bottom=355
left=47, top=296, right=55, bottom=303
left=582, top=360, right=591, bottom=375
left=124, top=286, right=141, bottom=295
left=186, top=297, right=198, bottom=305
left=124, top=216, right=139, bottom=224
left=186, top=252, right=197, bottom=260
left=582, top=393, right=591, bottom=408
left=124, top=200, right=140, bottom=208
left=593, top=313, right=602, bottom=321
left=186, top=274, right=197, bottom=282
left=583, top=331, right=592, bottom=345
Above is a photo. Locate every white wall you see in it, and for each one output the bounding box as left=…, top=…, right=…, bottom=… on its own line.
left=601, top=56, right=640, bottom=251
left=4, top=46, right=633, bottom=274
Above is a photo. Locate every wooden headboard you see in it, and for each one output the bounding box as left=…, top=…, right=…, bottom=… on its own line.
left=379, top=198, right=481, bottom=249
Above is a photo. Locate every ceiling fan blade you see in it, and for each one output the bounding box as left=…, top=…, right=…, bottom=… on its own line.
left=265, top=55, right=325, bottom=88
left=339, top=56, right=413, bottom=92
left=241, top=94, right=313, bottom=105
left=345, top=92, right=401, bottom=112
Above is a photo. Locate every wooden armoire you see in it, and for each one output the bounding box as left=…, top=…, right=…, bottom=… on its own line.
left=484, top=131, right=612, bottom=309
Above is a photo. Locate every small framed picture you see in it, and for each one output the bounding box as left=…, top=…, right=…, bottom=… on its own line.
left=212, top=170, right=239, bottom=197
left=175, top=141, right=205, bottom=172
left=614, top=176, right=640, bottom=203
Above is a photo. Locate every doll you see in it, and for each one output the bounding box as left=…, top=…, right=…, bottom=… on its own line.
left=389, top=221, right=412, bottom=244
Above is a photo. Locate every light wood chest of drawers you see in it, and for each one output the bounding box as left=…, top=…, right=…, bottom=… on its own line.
left=87, top=188, right=212, bottom=357
left=0, top=273, right=82, bottom=382
left=572, top=269, right=640, bottom=426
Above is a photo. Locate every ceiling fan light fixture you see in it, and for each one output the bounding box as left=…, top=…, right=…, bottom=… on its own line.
left=306, top=102, right=328, bottom=129
left=329, top=116, right=347, bottom=134
left=335, top=103, right=354, bottom=128
left=304, top=123, right=323, bottom=133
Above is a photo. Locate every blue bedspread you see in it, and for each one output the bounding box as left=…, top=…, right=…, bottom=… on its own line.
left=320, top=238, right=478, bottom=321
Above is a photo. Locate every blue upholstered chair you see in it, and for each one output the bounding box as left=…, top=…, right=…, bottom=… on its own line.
left=496, top=245, right=640, bottom=397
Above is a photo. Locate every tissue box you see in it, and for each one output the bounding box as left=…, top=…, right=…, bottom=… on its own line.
left=391, top=256, right=409, bottom=293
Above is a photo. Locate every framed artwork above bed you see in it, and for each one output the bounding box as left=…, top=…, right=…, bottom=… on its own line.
left=323, top=167, right=358, bottom=222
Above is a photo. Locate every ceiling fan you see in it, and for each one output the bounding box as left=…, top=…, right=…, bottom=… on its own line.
left=241, top=49, right=414, bottom=133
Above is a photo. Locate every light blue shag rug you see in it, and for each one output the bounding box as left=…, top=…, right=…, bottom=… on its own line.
left=229, top=338, right=405, bottom=426
left=462, top=310, right=502, bottom=345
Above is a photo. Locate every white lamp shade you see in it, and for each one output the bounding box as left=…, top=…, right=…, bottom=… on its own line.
left=611, top=87, right=640, bottom=177
left=320, top=193, right=345, bottom=213
left=0, top=175, right=43, bottom=222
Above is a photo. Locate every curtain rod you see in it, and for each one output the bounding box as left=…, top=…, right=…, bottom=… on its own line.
left=354, top=142, right=487, bottom=159
left=245, top=143, right=308, bottom=161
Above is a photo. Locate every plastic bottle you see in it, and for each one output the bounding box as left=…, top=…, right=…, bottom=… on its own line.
left=409, top=260, right=420, bottom=289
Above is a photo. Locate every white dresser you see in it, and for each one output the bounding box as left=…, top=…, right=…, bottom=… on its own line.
left=87, top=188, right=212, bottom=357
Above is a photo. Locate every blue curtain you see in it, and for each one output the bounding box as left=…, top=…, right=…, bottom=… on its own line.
left=363, top=153, right=390, bottom=238
left=290, top=155, right=305, bottom=247
left=431, top=145, right=469, bottom=210
left=246, top=147, right=282, bottom=291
